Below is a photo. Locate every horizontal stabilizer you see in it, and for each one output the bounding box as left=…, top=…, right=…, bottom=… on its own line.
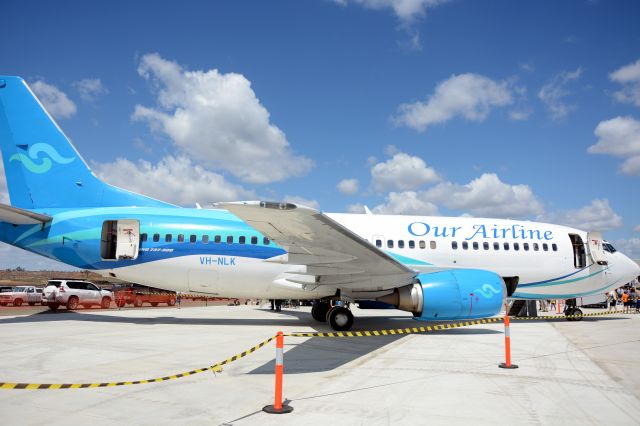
left=0, top=203, right=52, bottom=225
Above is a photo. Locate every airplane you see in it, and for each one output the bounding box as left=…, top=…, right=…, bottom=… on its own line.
left=0, top=76, right=638, bottom=331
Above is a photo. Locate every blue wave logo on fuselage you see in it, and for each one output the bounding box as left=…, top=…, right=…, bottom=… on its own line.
left=473, top=283, right=501, bottom=299
left=9, top=143, right=76, bottom=174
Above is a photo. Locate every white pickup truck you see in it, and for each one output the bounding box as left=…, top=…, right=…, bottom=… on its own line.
left=0, top=286, right=46, bottom=307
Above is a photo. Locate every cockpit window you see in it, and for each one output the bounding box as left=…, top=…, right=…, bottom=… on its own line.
left=603, top=243, right=617, bottom=253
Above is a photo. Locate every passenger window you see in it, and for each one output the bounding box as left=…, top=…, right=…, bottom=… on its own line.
left=141, top=233, right=148, bottom=242
left=493, top=242, right=500, bottom=250
left=533, top=243, right=539, bottom=251
left=473, top=242, right=479, bottom=250
left=153, top=233, right=160, bottom=242
left=165, top=234, right=172, bottom=243
left=543, top=243, right=548, bottom=251
left=387, top=240, right=394, bottom=249
left=202, top=235, right=210, bottom=244
left=214, top=235, right=221, bottom=243
left=552, top=243, right=558, bottom=252
left=251, top=236, right=258, bottom=245
left=419, top=241, right=426, bottom=249
left=263, top=237, right=270, bottom=245
left=523, top=243, right=529, bottom=251
left=430, top=241, right=436, bottom=249
left=398, top=240, right=405, bottom=249
left=177, top=234, right=185, bottom=243
left=452, top=241, right=458, bottom=250
left=408, top=240, right=415, bottom=249
left=190, top=234, right=197, bottom=243
left=227, top=236, right=234, bottom=244
left=504, top=242, right=510, bottom=251
left=514, top=243, right=520, bottom=251
left=239, top=236, right=246, bottom=244
left=375, top=239, right=382, bottom=248
left=483, top=242, right=489, bottom=250
left=462, top=241, right=468, bottom=250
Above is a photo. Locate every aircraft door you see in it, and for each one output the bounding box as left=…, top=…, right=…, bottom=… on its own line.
left=587, top=232, right=608, bottom=266
left=101, top=219, right=140, bottom=260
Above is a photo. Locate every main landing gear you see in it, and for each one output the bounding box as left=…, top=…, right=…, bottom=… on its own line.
left=564, top=298, right=583, bottom=321
left=311, top=301, right=355, bottom=331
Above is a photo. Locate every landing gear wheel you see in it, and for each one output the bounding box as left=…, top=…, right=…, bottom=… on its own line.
left=311, top=302, right=330, bottom=322
left=571, top=308, right=583, bottom=321
left=66, top=297, right=79, bottom=310
left=327, top=306, right=354, bottom=331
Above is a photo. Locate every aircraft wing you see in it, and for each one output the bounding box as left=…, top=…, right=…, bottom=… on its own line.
left=217, top=201, right=416, bottom=291
left=0, top=203, right=52, bottom=225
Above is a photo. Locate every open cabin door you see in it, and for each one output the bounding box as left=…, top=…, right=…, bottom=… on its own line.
left=587, top=232, right=608, bottom=266
left=101, top=219, right=140, bottom=260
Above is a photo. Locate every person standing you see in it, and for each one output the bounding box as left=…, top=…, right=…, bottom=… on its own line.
left=622, top=290, right=630, bottom=314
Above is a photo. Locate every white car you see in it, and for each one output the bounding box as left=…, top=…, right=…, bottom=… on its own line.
left=44, top=280, right=112, bottom=311
left=0, top=286, right=46, bottom=307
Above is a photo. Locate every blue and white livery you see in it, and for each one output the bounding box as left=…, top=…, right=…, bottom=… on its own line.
left=0, top=76, right=638, bottom=330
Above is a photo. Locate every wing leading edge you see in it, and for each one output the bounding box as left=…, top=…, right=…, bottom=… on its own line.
left=217, top=201, right=415, bottom=292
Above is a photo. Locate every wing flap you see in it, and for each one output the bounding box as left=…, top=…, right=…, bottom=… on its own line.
left=0, top=203, right=52, bottom=225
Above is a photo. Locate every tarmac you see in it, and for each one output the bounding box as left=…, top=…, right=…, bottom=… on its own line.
left=0, top=304, right=638, bottom=425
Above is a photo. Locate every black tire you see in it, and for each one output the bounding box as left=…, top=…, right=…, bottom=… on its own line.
left=572, top=308, right=583, bottom=321
left=101, top=297, right=111, bottom=309
left=151, top=302, right=158, bottom=307
left=565, top=307, right=575, bottom=321
left=311, top=302, right=330, bottom=322
left=48, top=303, right=59, bottom=311
left=327, top=306, right=354, bottom=331
left=28, top=302, right=35, bottom=306
left=134, top=296, right=143, bottom=307
left=66, top=296, right=79, bottom=310
left=13, top=298, right=23, bottom=307
left=167, top=297, right=176, bottom=306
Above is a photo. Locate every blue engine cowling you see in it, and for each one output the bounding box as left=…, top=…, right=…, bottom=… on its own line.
left=414, top=269, right=506, bottom=321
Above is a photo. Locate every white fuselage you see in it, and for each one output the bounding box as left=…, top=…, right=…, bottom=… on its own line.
left=101, top=213, right=639, bottom=301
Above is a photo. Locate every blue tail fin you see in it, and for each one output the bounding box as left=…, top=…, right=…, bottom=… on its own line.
left=0, top=76, right=170, bottom=209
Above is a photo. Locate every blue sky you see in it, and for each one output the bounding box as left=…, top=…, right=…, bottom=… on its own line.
left=1, top=0, right=640, bottom=268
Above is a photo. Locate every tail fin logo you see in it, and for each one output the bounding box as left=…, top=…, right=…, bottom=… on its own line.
left=9, top=143, right=76, bottom=174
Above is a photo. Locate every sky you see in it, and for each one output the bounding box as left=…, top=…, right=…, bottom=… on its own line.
left=1, top=0, right=640, bottom=269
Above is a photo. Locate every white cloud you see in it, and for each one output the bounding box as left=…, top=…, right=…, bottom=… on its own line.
left=394, top=73, right=514, bottom=132
left=422, top=173, right=543, bottom=218
left=539, top=199, right=623, bottom=231
left=30, top=80, right=77, bottom=119
left=337, top=178, right=359, bottom=195
left=346, top=203, right=367, bottom=213
left=610, top=58, right=640, bottom=107
left=373, top=191, right=439, bottom=215
left=282, top=195, right=320, bottom=210
left=93, top=155, right=255, bottom=206
left=509, top=110, right=531, bottom=121
left=0, top=155, right=8, bottom=204
left=335, top=0, right=449, bottom=23
left=588, top=116, right=640, bottom=175
left=537, top=67, right=582, bottom=120
left=610, top=238, right=640, bottom=260
left=371, top=152, right=439, bottom=192
left=133, top=53, right=313, bottom=184
left=73, top=78, right=108, bottom=101
left=0, top=243, right=78, bottom=271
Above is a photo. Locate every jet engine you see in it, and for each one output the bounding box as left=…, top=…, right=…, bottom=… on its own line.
left=376, top=269, right=506, bottom=320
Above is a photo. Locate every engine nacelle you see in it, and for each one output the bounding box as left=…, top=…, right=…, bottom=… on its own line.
left=377, top=269, right=506, bottom=321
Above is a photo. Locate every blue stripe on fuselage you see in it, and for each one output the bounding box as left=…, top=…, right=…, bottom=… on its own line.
left=0, top=207, right=286, bottom=269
